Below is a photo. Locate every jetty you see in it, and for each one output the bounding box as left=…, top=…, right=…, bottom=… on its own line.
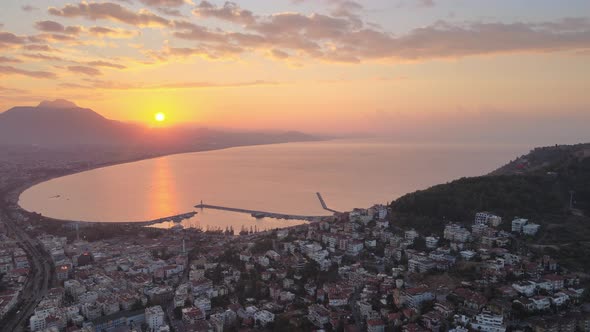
left=316, top=192, right=341, bottom=213
left=63, top=211, right=198, bottom=229
left=194, top=202, right=327, bottom=221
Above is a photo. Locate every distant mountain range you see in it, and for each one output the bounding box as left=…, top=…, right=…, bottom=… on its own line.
left=0, top=99, right=317, bottom=147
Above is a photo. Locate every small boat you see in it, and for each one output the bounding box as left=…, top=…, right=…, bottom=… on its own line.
left=251, top=212, right=265, bottom=219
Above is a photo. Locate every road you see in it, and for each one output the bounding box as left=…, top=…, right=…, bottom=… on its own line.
left=0, top=206, right=53, bottom=332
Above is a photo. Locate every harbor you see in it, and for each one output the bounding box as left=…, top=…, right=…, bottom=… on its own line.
left=194, top=192, right=340, bottom=221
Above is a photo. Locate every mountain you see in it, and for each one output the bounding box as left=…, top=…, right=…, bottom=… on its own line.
left=0, top=100, right=318, bottom=147
left=0, top=100, right=139, bottom=145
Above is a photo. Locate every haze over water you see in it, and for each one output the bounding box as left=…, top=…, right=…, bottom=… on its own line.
left=20, top=139, right=529, bottom=231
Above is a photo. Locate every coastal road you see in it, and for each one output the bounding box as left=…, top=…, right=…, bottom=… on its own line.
left=0, top=206, right=52, bottom=332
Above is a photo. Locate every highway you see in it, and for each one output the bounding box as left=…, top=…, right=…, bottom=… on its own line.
left=0, top=206, right=53, bottom=332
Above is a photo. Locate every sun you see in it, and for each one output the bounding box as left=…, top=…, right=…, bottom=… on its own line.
left=154, top=112, right=166, bottom=122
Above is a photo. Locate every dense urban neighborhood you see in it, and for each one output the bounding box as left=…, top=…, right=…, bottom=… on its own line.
left=1, top=200, right=589, bottom=332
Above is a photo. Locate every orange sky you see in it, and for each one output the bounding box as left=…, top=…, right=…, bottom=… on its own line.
left=1, top=1, right=590, bottom=139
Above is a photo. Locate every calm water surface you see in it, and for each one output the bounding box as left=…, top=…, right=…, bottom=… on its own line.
left=19, top=139, right=530, bottom=231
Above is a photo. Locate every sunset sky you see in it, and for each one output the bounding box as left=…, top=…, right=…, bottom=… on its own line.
left=1, top=0, right=590, bottom=141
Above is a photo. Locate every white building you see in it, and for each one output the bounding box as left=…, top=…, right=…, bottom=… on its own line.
left=81, top=303, right=101, bottom=320
left=405, top=229, right=419, bottom=243
left=253, top=310, right=275, bottom=327
left=78, top=291, right=98, bottom=304
left=194, top=297, right=211, bottom=313
left=444, top=224, right=471, bottom=243
left=425, top=236, right=439, bottom=249
left=346, top=241, right=363, bottom=256
left=522, top=223, right=540, bottom=236
left=145, top=305, right=165, bottom=332
left=551, top=292, right=570, bottom=306
left=532, top=296, right=551, bottom=311
left=512, top=281, right=536, bottom=297
left=408, top=257, right=436, bottom=273
left=470, top=311, right=506, bottom=332
left=512, top=218, right=528, bottom=233
left=475, top=212, right=502, bottom=227
left=30, top=312, right=49, bottom=331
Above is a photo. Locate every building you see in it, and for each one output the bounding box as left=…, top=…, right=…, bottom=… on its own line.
left=470, top=311, right=506, bottom=332
left=56, top=264, right=70, bottom=281
left=512, top=218, right=528, bottom=233
left=182, top=307, right=205, bottom=324
left=91, top=309, right=145, bottom=332
left=395, top=287, right=434, bottom=309
left=523, top=223, right=541, bottom=236
left=542, top=274, right=565, bottom=292
left=346, top=240, right=364, bottom=256
left=145, top=305, right=165, bottom=331
left=367, top=319, right=386, bottom=332
left=408, top=257, right=436, bottom=273
left=444, top=224, right=471, bottom=243
left=425, top=236, right=439, bottom=249
left=405, top=229, right=419, bottom=243
left=253, top=309, right=275, bottom=327
left=475, top=212, right=502, bottom=227
left=512, top=281, right=537, bottom=297
left=308, top=304, right=330, bottom=328
left=30, top=312, right=49, bottom=331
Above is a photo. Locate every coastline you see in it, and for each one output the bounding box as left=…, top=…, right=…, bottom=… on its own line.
left=7, top=138, right=328, bottom=226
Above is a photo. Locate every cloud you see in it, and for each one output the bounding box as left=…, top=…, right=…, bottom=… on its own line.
left=0, top=65, right=56, bottom=79
left=29, top=33, right=79, bottom=44
left=49, top=2, right=170, bottom=27
left=34, top=21, right=83, bottom=35
left=0, top=32, right=27, bottom=45
left=21, top=5, right=39, bottom=12
left=139, top=0, right=186, bottom=7
left=88, top=26, right=139, bottom=38
left=193, top=1, right=255, bottom=25
left=147, top=42, right=244, bottom=61
left=86, top=60, right=126, bottom=69
left=23, top=44, right=59, bottom=52
left=0, top=56, right=22, bottom=63
left=170, top=8, right=590, bottom=64
left=60, top=79, right=278, bottom=90
left=0, top=85, right=28, bottom=94
left=172, top=20, right=225, bottom=42
left=270, top=49, right=290, bottom=59
left=67, top=65, right=102, bottom=76
left=21, top=53, right=65, bottom=62
left=155, top=7, right=184, bottom=17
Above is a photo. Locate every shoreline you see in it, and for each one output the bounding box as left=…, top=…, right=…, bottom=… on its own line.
left=8, top=138, right=329, bottom=226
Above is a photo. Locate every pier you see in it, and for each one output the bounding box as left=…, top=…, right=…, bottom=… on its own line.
left=63, top=211, right=198, bottom=228
left=316, top=192, right=341, bottom=213
left=134, top=212, right=198, bottom=226
left=195, top=203, right=328, bottom=221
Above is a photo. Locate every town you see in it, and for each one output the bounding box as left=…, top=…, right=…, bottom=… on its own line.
left=1, top=200, right=588, bottom=332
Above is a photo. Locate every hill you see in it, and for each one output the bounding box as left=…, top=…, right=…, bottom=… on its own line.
left=0, top=100, right=318, bottom=148
left=389, top=143, right=590, bottom=270
left=0, top=99, right=138, bottom=145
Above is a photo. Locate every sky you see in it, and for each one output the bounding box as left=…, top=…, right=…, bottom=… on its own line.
left=1, top=0, right=590, bottom=143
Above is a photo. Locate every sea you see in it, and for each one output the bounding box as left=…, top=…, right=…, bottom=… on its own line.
left=18, top=139, right=530, bottom=232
